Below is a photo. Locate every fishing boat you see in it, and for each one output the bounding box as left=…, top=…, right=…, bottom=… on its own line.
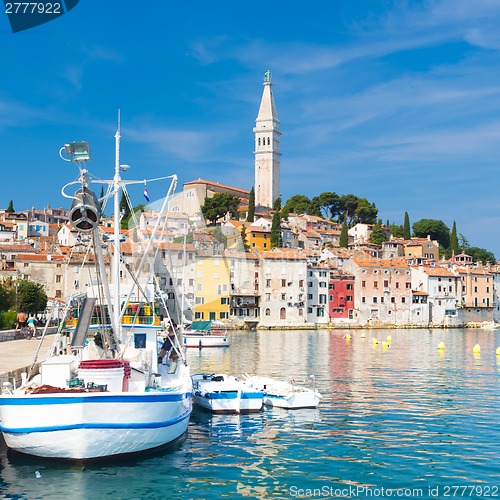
left=183, top=320, right=230, bottom=348
left=191, top=373, right=263, bottom=414
left=0, top=124, right=192, bottom=461
left=244, top=375, right=321, bottom=409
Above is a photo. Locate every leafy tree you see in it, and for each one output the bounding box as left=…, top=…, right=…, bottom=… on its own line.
left=271, top=197, right=282, bottom=248
left=247, top=187, right=255, bottom=223
left=201, top=193, right=240, bottom=225
left=307, top=197, right=322, bottom=217
left=339, top=194, right=359, bottom=225
left=450, top=220, right=459, bottom=256
left=240, top=226, right=250, bottom=252
left=412, top=219, right=450, bottom=249
left=403, top=212, right=411, bottom=240
left=313, top=192, right=340, bottom=219
left=369, top=220, right=387, bottom=246
left=459, top=233, right=469, bottom=249
left=354, top=198, right=378, bottom=224
left=389, top=223, right=404, bottom=238
left=283, top=194, right=312, bottom=215
left=339, top=221, right=349, bottom=248
left=465, top=247, right=496, bottom=264
left=0, top=282, right=13, bottom=312
left=17, top=280, right=47, bottom=314
left=6, top=200, right=14, bottom=213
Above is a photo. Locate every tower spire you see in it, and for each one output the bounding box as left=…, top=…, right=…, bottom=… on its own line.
left=254, top=70, right=281, bottom=209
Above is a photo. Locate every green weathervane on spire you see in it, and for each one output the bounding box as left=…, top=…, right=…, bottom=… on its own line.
left=264, top=70, right=271, bottom=83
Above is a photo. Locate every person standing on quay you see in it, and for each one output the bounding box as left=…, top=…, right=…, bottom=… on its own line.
left=16, top=311, right=27, bottom=330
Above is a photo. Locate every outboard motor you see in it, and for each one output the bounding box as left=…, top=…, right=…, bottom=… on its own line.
left=69, top=187, right=101, bottom=232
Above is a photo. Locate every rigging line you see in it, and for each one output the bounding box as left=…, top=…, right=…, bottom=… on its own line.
left=122, top=184, right=140, bottom=230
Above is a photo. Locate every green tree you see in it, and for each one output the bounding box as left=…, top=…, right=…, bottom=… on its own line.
left=201, top=193, right=240, bottom=225
left=247, top=187, right=255, bottom=223
left=450, top=220, right=459, bottom=256
left=306, top=197, right=322, bottom=217
left=17, top=280, right=47, bottom=314
left=338, top=194, right=359, bottom=226
left=6, top=200, right=14, bottom=213
left=339, top=221, right=349, bottom=248
left=465, top=247, right=496, bottom=264
left=119, top=191, right=131, bottom=229
left=283, top=194, right=312, bottom=215
left=271, top=197, right=282, bottom=248
left=412, top=219, right=450, bottom=249
left=369, top=220, right=387, bottom=246
left=316, top=192, right=341, bottom=219
left=389, top=223, right=404, bottom=238
left=354, top=198, right=378, bottom=224
left=0, top=282, right=13, bottom=312
left=240, top=226, right=250, bottom=252
left=403, top=212, right=411, bottom=240
left=459, top=234, right=469, bottom=249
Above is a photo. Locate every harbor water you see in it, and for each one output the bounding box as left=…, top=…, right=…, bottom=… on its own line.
left=1, top=328, right=499, bottom=499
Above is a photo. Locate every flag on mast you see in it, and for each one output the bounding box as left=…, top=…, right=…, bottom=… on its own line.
left=144, top=184, right=150, bottom=202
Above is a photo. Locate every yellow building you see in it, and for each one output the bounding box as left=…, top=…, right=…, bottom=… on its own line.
left=247, top=225, right=271, bottom=251
left=193, top=255, right=231, bottom=321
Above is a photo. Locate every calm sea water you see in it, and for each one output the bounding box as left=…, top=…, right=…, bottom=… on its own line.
left=0, top=328, right=499, bottom=500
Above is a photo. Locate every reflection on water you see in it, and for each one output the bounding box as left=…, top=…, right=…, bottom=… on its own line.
left=1, top=328, right=499, bottom=499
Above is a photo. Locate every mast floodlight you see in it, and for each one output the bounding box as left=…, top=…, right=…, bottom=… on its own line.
left=64, top=141, right=91, bottom=162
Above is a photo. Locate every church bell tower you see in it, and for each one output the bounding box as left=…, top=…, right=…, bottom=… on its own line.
left=254, top=70, right=281, bottom=209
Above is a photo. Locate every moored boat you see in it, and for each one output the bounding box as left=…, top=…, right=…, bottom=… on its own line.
left=0, top=126, right=192, bottom=461
left=192, top=373, right=263, bottom=414
left=244, top=375, right=321, bottom=410
left=183, top=320, right=230, bottom=348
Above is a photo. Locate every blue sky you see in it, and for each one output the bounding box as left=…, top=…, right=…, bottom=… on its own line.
left=2, top=1, right=500, bottom=257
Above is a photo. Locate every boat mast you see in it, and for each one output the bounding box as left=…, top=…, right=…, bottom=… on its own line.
left=113, top=111, right=122, bottom=339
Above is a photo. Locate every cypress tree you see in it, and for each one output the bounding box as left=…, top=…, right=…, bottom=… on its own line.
left=6, top=200, right=14, bottom=213
left=271, top=197, right=282, bottom=248
left=241, top=226, right=250, bottom=252
left=403, top=212, right=411, bottom=240
left=450, top=220, right=459, bottom=255
left=339, top=220, right=348, bottom=248
left=247, top=187, right=255, bottom=223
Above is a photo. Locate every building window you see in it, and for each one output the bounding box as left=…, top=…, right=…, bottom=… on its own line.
left=195, top=297, right=204, bottom=305
left=55, top=275, right=62, bottom=283
left=281, top=279, right=286, bottom=287
left=266, top=293, right=271, bottom=301
left=281, top=293, right=286, bottom=300
left=362, top=297, right=366, bottom=303
left=373, top=297, right=377, bottom=303
left=406, top=282, right=411, bottom=289
left=195, top=312, right=204, bottom=319
left=346, top=284, right=353, bottom=290
left=319, top=282, right=327, bottom=288
left=374, top=281, right=378, bottom=288
left=265, top=308, right=271, bottom=316
left=308, top=294, right=313, bottom=300
left=319, top=294, right=327, bottom=304
left=346, top=295, right=352, bottom=302
left=266, top=279, right=271, bottom=287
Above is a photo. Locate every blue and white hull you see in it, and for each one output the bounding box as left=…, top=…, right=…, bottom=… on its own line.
left=192, top=374, right=263, bottom=414
left=0, top=391, right=191, bottom=459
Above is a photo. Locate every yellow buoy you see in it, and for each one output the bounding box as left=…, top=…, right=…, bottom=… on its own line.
left=496, top=347, right=500, bottom=356
left=473, top=344, right=481, bottom=354
left=345, top=334, right=352, bottom=341
left=361, top=332, right=366, bottom=339
left=382, top=341, right=389, bottom=349
left=437, top=342, right=445, bottom=350
left=371, top=338, right=378, bottom=344
left=386, top=335, right=392, bottom=343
